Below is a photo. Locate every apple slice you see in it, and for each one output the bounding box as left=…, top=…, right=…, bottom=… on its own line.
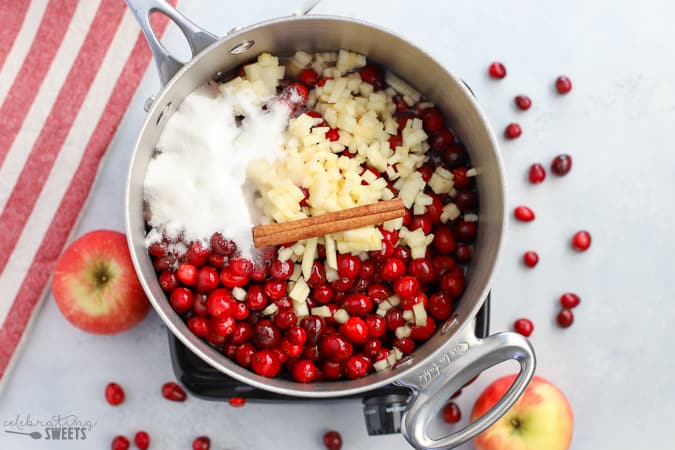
left=52, top=230, right=150, bottom=334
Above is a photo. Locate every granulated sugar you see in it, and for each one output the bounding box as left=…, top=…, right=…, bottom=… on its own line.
left=143, top=83, right=289, bottom=258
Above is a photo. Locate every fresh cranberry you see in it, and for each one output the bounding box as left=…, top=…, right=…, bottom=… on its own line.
left=291, top=359, right=319, bottom=383
left=186, top=242, right=209, bottom=267
left=323, top=430, right=343, bottom=450
left=408, top=258, right=436, bottom=283
left=207, top=253, right=225, bottom=268
left=514, top=318, right=534, bottom=337
left=205, top=331, right=226, bottom=346
left=363, top=338, right=382, bottom=357
left=441, top=143, right=468, bottom=169
left=196, top=266, right=219, bottom=293
left=299, top=68, right=319, bottom=86
left=264, top=280, right=287, bottom=300
left=323, top=361, right=344, bottom=379
left=505, top=123, right=522, bottom=139
left=340, top=317, right=370, bottom=344
left=454, top=190, right=477, bottom=213
left=161, top=381, right=187, bottom=402
left=441, top=272, right=465, bottom=298
left=233, top=302, right=249, bottom=320
left=307, top=260, right=327, bottom=287
left=442, top=402, right=462, bottom=423
left=112, top=435, right=130, bottom=450
left=326, top=128, right=340, bottom=141
left=429, top=291, right=453, bottom=320
left=210, top=232, right=237, bottom=256
left=345, top=354, right=371, bottom=379
left=365, top=315, right=386, bottom=338
left=455, top=244, right=473, bottom=264
left=320, top=333, right=354, bottom=362
left=228, top=397, right=247, bottom=407
left=425, top=194, right=444, bottom=224
left=551, top=154, right=572, bottom=176
left=220, top=268, right=249, bottom=288
left=429, top=129, right=455, bottom=151
left=379, top=257, right=405, bottom=281
left=394, top=337, right=415, bottom=354
left=153, top=254, right=175, bottom=272
left=230, top=322, right=254, bottom=345
left=280, top=339, right=304, bottom=359
left=192, top=436, right=211, bottom=450
left=331, top=277, right=355, bottom=292
left=408, top=215, right=433, bottom=234
left=375, top=348, right=390, bottom=361
left=337, top=254, right=362, bottom=279
left=148, top=242, right=167, bottom=258
left=557, top=309, right=574, bottom=328
left=418, top=164, right=435, bottom=182
left=529, top=163, right=546, bottom=184
left=555, top=75, right=573, bottom=94
left=207, top=288, right=235, bottom=317
left=453, top=220, right=477, bottom=242
left=389, top=134, right=403, bottom=150
left=380, top=228, right=399, bottom=245
left=312, top=284, right=335, bottom=305
left=304, top=344, right=321, bottom=361
left=367, top=283, right=392, bottom=303
left=514, top=206, right=535, bottom=222
left=342, top=293, right=374, bottom=317
left=393, top=276, right=421, bottom=300
left=188, top=316, right=210, bottom=337
left=170, top=287, right=193, bottom=314
left=254, top=320, right=282, bottom=349
left=523, top=251, right=539, bottom=268
left=192, top=293, right=209, bottom=317
left=514, top=95, right=532, bottom=110
left=284, top=82, right=309, bottom=105
left=134, top=431, right=150, bottom=450
left=287, top=325, right=307, bottom=346
left=245, top=284, right=268, bottom=310
left=370, top=238, right=394, bottom=261
left=385, top=308, right=405, bottom=330
left=210, top=315, right=236, bottom=337
left=420, top=108, right=444, bottom=132
left=267, top=259, right=292, bottom=280
left=560, top=293, right=581, bottom=309
left=251, top=263, right=268, bottom=281
left=224, top=343, right=238, bottom=360
left=410, top=316, right=437, bottom=340
left=451, top=167, right=472, bottom=189
left=274, top=307, right=297, bottom=330
left=176, top=263, right=198, bottom=286
left=159, top=270, right=178, bottom=292
left=392, top=95, right=408, bottom=113
left=235, top=342, right=256, bottom=367
left=301, top=316, right=327, bottom=345
left=572, top=230, right=591, bottom=251
left=105, top=382, right=125, bottom=406
left=488, top=62, right=507, bottom=79
left=251, top=350, right=282, bottom=377
left=359, top=64, right=384, bottom=89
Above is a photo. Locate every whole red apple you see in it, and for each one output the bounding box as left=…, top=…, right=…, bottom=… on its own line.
left=52, top=230, right=150, bottom=334
left=471, top=375, right=573, bottom=450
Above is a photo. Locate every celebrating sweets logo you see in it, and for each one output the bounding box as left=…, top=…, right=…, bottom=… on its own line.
left=3, top=413, right=96, bottom=441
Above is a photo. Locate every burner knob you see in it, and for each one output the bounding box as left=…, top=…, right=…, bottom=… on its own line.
left=362, top=392, right=411, bottom=435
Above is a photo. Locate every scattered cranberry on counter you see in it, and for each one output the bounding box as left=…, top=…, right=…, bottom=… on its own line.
left=555, top=75, right=573, bottom=94
left=161, top=381, right=187, bottom=402
left=514, top=95, right=532, bottom=111
left=111, top=435, right=130, bottom=450
left=551, top=154, right=573, bottom=176
left=442, top=402, right=462, bottom=423
left=557, top=309, right=574, bottom=328
left=528, top=163, right=546, bottom=184
left=323, top=430, right=343, bottom=450
left=228, top=397, right=247, bottom=407
left=134, top=431, right=150, bottom=450
left=560, top=293, right=581, bottom=309
left=571, top=230, right=592, bottom=251
left=514, top=206, right=535, bottom=222
left=504, top=123, right=522, bottom=139
left=523, top=251, right=539, bottom=268
left=488, top=62, right=507, bottom=79
left=514, top=318, right=534, bottom=337
left=192, top=436, right=211, bottom=450
left=105, top=382, right=125, bottom=406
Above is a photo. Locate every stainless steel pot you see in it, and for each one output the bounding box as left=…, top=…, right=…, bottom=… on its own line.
left=124, top=1, right=536, bottom=448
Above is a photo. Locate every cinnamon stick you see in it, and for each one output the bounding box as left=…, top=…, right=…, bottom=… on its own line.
left=252, top=199, right=405, bottom=248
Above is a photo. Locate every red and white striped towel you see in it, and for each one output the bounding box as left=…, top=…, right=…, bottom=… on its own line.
left=0, top=0, right=176, bottom=389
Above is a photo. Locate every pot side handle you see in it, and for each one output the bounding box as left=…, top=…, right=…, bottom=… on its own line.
left=125, top=0, right=218, bottom=86
left=397, top=330, right=535, bottom=449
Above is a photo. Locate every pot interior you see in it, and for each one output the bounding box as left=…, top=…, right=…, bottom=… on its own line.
left=126, top=15, right=505, bottom=397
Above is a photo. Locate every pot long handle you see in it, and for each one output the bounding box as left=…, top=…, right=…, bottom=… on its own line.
left=397, top=327, right=535, bottom=449
left=125, top=0, right=218, bottom=86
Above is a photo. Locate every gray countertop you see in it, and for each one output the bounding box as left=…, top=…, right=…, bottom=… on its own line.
left=2, top=0, right=674, bottom=448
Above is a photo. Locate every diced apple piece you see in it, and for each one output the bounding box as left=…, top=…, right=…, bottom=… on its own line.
left=232, top=287, right=246, bottom=301
left=441, top=203, right=461, bottom=223
left=333, top=308, right=350, bottom=324
left=289, top=277, right=310, bottom=303
left=413, top=302, right=428, bottom=326
left=262, top=303, right=279, bottom=316
left=302, top=237, right=318, bottom=280
left=311, top=306, right=333, bottom=318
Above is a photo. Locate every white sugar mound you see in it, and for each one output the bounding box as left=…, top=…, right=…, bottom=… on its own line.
left=143, top=83, right=289, bottom=258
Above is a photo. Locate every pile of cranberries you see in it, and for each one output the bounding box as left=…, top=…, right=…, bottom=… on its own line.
left=147, top=62, right=479, bottom=383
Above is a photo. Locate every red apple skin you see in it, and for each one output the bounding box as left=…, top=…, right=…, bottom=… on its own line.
left=471, top=375, right=573, bottom=450
left=52, top=230, right=150, bottom=334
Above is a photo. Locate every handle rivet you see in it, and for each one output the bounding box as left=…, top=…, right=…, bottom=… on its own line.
left=230, top=40, right=255, bottom=55
left=394, top=355, right=414, bottom=369
left=156, top=102, right=172, bottom=125
left=441, top=314, right=459, bottom=335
